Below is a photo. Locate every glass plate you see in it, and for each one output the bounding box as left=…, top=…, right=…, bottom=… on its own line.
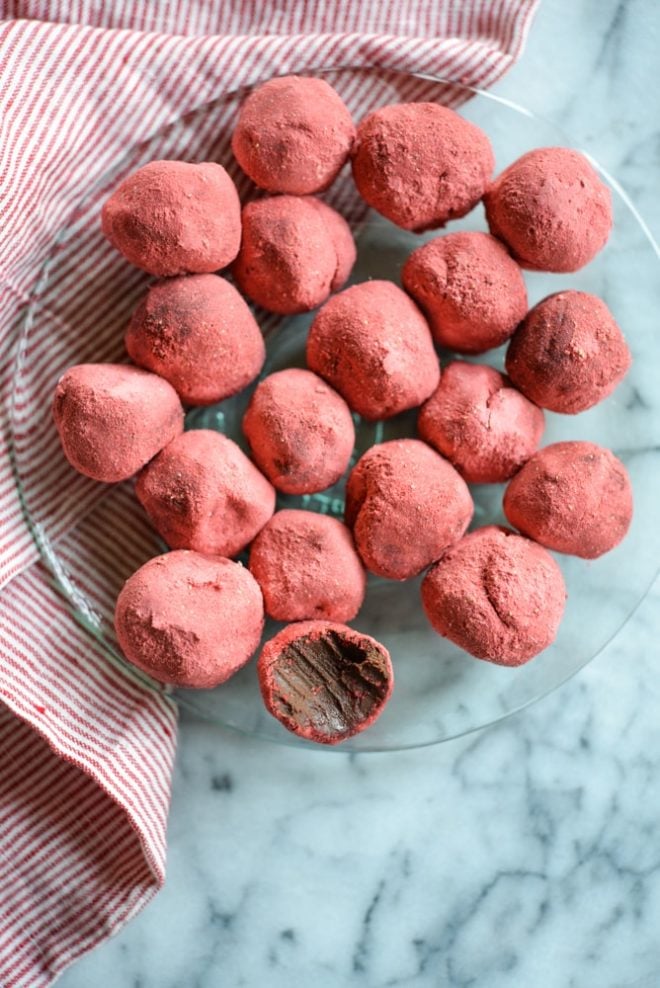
left=11, top=68, right=660, bottom=752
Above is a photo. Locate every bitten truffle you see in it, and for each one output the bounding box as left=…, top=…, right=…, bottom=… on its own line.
left=232, top=75, right=355, bottom=195
left=101, top=160, right=241, bottom=276
left=125, top=274, right=265, bottom=406
left=505, top=291, right=631, bottom=414
left=115, top=550, right=264, bottom=688
left=243, top=369, right=355, bottom=494
left=351, top=102, right=494, bottom=231
left=402, top=232, right=528, bottom=353
left=232, top=195, right=356, bottom=314
left=503, top=441, right=633, bottom=559
left=418, top=362, right=545, bottom=483
left=345, top=439, right=473, bottom=580
left=484, top=148, right=612, bottom=272
left=249, top=510, right=366, bottom=622
left=52, top=363, right=184, bottom=482
left=257, top=620, right=393, bottom=745
left=421, top=526, right=566, bottom=666
left=306, top=280, right=440, bottom=420
left=136, top=430, right=275, bottom=557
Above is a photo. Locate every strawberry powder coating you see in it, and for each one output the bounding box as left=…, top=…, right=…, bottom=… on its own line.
left=52, top=363, right=184, bottom=483
left=402, top=232, right=528, bottom=354
left=115, top=550, right=264, bottom=688
left=503, top=441, right=633, bottom=559
left=418, top=362, right=545, bottom=483
left=421, top=526, right=566, bottom=666
left=249, top=510, right=366, bottom=622
left=242, top=369, right=355, bottom=495
left=125, top=274, right=265, bottom=406
left=306, top=280, right=440, bottom=421
left=484, top=147, right=612, bottom=272
left=136, top=430, right=275, bottom=558
left=351, top=102, right=494, bottom=231
left=101, top=160, right=241, bottom=276
left=505, top=290, right=631, bottom=414
left=345, top=438, right=473, bottom=581
left=232, top=75, right=355, bottom=195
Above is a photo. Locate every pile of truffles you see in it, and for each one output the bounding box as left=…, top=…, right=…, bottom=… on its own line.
left=53, top=75, right=634, bottom=746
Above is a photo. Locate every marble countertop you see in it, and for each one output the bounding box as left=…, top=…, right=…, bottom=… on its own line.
left=58, top=2, right=660, bottom=986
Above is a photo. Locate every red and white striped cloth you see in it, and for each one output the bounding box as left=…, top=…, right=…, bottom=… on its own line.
left=0, top=2, right=538, bottom=984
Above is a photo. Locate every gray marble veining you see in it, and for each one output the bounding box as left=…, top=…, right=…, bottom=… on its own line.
left=57, top=1, right=660, bottom=986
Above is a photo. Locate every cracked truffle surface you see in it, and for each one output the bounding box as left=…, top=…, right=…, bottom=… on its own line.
left=136, top=430, right=275, bottom=557
left=115, top=550, right=264, bottom=688
left=233, top=196, right=356, bottom=314
left=503, top=441, right=633, bottom=559
left=258, top=620, right=393, bottom=744
left=249, top=510, right=366, bottom=622
left=126, top=274, right=265, bottom=406
left=345, top=438, right=473, bottom=580
left=232, top=76, right=355, bottom=195
left=101, top=160, right=241, bottom=276
left=421, top=526, right=566, bottom=666
left=351, top=102, right=494, bottom=231
left=402, top=232, right=528, bottom=353
left=306, top=280, right=440, bottom=420
left=505, top=291, right=631, bottom=414
left=484, top=148, right=612, bottom=272
left=418, top=362, right=545, bottom=483
left=243, top=368, right=355, bottom=494
left=52, top=363, right=184, bottom=482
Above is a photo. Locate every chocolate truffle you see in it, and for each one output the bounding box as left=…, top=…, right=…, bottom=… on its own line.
left=306, top=280, right=440, bottom=420
left=243, top=369, right=355, bottom=494
left=232, top=195, right=356, bottom=314
left=115, top=550, right=264, bottom=688
left=418, top=362, right=545, bottom=484
left=484, top=148, right=612, bottom=272
left=402, top=232, right=528, bottom=353
left=125, top=274, right=265, bottom=406
left=249, top=510, right=366, bottom=622
left=101, top=160, right=241, bottom=276
left=232, top=75, right=355, bottom=195
left=503, top=441, right=633, bottom=559
left=345, top=439, right=473, bottom=580
left=258, top=620, right=393, bottom=745
left=52, top=363, right=184, bottom=482
left=505, top=291, right=631, bottom=414
left=351, top=102, right=494, bottom=231
left=136, top=430, right=275, bottom=557
left=422, top=526, right=566, bottom=666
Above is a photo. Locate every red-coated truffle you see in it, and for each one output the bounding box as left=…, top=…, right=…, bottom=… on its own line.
left=249, top=510, right=366, bottom=622
left=418, top=362, right=545, bottom=483
left=242, top=369, right=355, bottom=494
left=101, top=160, right=241, bottom=276
left=421, top=526, right=566, bottom=666
left=136, top=430, right=275, bottom=557
left=484, top=148, right=612, bottom=272
left=232, top=195, right=356, bottom=314
left=125, top=274, right=265, bottom=406
left=257, top=620, right=393, bottom=745
left=351, top=102, right=494, bottom=231
left=232, top=76, right=355, bottom=195
left=306, top=281, right=440, bottom=420
left=345, top=439, right=473, bottom=580
left=52, top=363, right=184, bottom=482
left=503, top=441, right=633, bottom=559
left=115, top=550, right=264, bottom=688
left=402, top=232, right=528, bottom=353
left=505, top=291, right=631, bottom=414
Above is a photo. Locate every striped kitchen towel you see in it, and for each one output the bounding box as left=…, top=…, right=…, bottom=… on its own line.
left=0, top=2, right=538, bottom=984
